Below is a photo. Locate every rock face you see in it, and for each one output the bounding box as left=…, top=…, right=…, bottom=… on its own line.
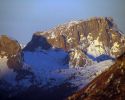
left=68, top=53, right=125, bottom=100
left=0, top=35, right=23, bottom=70
left=24, top=17, right=125, bottom=67
left=69, top=49, right=92, bottom=67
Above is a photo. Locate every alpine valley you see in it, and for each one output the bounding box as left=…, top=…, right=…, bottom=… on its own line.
left=0, top=17, right=125, bottom=100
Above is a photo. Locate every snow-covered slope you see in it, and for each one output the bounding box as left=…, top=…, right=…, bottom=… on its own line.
left=23, top=50, right=114, bottom=88
left=0, top=48, right=114, bottom=96
left=23, top=49, right=69, bottom=86
left=49, top=60, right=114, bottom=89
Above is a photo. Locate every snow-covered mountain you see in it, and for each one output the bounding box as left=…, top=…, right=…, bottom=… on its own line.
left=24, top=17, right=125, bottom=67
left=0, top=17, right=125, bottom=100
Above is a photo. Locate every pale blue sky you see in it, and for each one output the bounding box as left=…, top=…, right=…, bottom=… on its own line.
left=0, top=0, right=125, bottom=44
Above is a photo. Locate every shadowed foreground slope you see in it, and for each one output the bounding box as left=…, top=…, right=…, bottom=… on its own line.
left=68, top=53, right=125, bottom=100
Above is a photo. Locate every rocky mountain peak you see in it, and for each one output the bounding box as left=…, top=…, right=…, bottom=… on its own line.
left=24, top=17, right=125, bottom=67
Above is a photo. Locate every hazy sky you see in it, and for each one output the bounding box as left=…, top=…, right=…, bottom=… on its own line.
left=0, top=0, right=125, bottom=44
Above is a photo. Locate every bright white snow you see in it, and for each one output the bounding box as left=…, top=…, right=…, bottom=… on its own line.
left=48, top=60, right=114, bottom=89
left=87, top=34, right=106, bottom=57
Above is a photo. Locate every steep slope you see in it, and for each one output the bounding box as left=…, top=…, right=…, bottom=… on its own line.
left=68, top=53, right=125, bottom=100
left=24, top=17, right=125, bottom=67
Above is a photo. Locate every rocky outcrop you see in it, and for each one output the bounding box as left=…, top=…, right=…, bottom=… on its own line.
left=68, top=53, right=125, bottom=100
left=69, top=49, right=93, bottom=67
left=0, top=35, right=22, bottom=70
left=24, top=17, right=125, bottom=67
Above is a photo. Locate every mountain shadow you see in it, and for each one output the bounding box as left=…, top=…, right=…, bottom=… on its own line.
left=23, top=35, right=52, bottom=51
left=86, top=53, right=114, bottom=62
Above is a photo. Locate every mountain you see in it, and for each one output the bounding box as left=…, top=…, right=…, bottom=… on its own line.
left=0, top=35, right=22, bottom=70
left=68, top=53, right=125, bottom=100
left=24, top=17, right=125, bottom=67
left=0, top=17, right=125, bottom=100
